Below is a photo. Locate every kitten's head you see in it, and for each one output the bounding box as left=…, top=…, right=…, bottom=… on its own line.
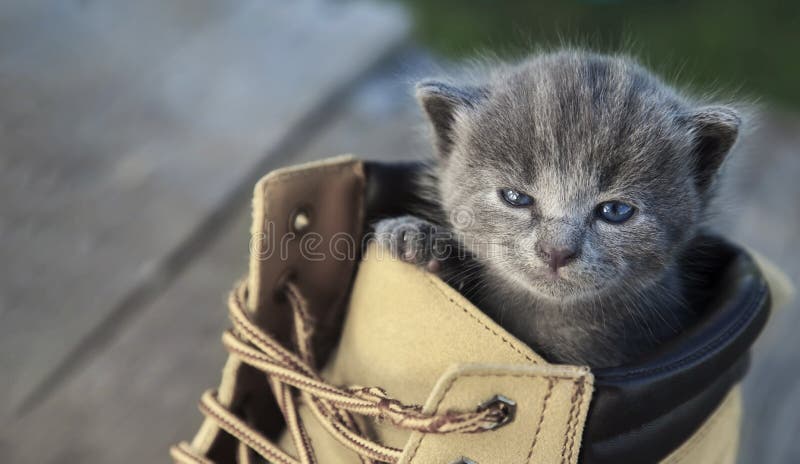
left=417, top=51, right=740, bottom=302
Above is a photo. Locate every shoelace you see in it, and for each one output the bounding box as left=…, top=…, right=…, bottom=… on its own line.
left=171, top=280, right=511, bottom=464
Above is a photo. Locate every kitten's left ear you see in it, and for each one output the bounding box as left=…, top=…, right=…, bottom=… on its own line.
left=686, top=106, right=741, bottom=190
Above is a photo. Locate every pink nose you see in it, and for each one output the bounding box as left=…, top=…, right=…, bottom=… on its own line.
left=536, top=244, right=578, bottom=272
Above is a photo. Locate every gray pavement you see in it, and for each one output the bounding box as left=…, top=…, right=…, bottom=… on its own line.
left=0, top=0, right=408, bottom=418
left=1, top=52, right=431, bottom=463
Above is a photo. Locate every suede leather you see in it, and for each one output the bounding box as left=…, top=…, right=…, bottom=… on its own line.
left=180, top=156, right=788, bottom=464
left=660, top=387, right=741, bottom=464
left=403, top=365, right=592, bottom=464
left=325, top=244, right=593, bottom=464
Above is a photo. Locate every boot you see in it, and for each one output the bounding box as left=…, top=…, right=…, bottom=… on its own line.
left=171, top=155, right=790, bottom=464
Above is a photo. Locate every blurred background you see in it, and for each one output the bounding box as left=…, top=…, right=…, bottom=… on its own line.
left=0, top=0, right=797, bottom=462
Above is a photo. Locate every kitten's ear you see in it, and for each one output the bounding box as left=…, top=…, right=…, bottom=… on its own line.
left=415, top=80, right=487, bottom=157
left=686, top=106, right=741, bottom=190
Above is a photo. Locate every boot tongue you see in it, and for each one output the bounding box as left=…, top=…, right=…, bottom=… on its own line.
left=324, top=243, right=547, bottom=448
left=246, top=156, right=365, bottom=350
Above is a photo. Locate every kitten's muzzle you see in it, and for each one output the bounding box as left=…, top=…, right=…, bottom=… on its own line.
left=535, top=242, right=579, bottom=273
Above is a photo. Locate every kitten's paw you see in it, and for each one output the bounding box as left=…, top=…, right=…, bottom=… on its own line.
left=374, top=216, right=442, bottom=268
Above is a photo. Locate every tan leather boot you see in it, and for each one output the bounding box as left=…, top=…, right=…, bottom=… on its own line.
left=171, top=156, right=790, bottom=464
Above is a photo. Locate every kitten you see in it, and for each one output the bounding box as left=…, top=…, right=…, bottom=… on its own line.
left=375, top=50, right=741, bottom=368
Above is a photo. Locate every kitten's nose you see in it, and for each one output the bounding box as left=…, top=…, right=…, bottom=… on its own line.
left=536, top=243, right=578, bottom=271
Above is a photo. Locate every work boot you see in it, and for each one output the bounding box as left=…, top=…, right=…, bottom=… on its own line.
left=172, top=156, right=790, bottom=464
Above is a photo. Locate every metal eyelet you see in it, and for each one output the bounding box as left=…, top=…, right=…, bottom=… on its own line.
left=477, top=394, right=517, bottom=430
left=290, top=207, right=311, bottom=234
left=451, top=458, right=477, bottom=464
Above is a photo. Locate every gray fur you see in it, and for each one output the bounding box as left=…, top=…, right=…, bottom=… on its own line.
left=376, top=50, right=740, bottom=367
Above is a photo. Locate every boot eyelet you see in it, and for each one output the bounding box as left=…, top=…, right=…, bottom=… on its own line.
left=477, top=394, right=516, bottom=430
left=290, top=207, right=312, bottom=234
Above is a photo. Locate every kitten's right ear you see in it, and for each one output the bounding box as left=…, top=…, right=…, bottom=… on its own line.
left=685, top=106, right=741, bottom=191
left=416, top=80, right=487, bottom=157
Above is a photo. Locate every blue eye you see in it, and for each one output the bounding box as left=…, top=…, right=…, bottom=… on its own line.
left=500, top=188, right=534, bottom=207
left=597, top=201, right=636, bottom=223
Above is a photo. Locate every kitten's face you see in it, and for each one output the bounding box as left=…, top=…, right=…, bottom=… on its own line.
left=423, top=54, right=738, bottom=302
left=440, top=127, right=700, bottom=302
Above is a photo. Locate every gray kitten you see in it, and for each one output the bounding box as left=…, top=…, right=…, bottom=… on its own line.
left=375, top=50, right=741, bottom=367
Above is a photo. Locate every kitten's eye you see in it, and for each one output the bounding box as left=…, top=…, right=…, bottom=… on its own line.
left=500, top=188, right=534, bottom=207
left=596, top=201, right=636, bottom=223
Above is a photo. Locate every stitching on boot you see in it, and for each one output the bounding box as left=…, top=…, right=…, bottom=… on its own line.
left=266, top=160, right=360, bottom=185
left=405, top=372, right=465, bottom=462
left=407, top=372, right=589, bottom=463
left=525, top=377, right=555, bottom=463
left=560, top=379, right=586, bottom=464
left=571, top=379, right=590, bottom=463
left=423, top=276, right=539, bottom=364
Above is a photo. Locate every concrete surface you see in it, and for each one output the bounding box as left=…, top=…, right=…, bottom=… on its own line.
left=0, top=0, right=408, bottom=417
left=0, top=56, right=430, bottom=463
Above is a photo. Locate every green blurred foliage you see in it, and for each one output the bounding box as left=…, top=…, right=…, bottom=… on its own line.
left=394, top=0, right=800, bottom=108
